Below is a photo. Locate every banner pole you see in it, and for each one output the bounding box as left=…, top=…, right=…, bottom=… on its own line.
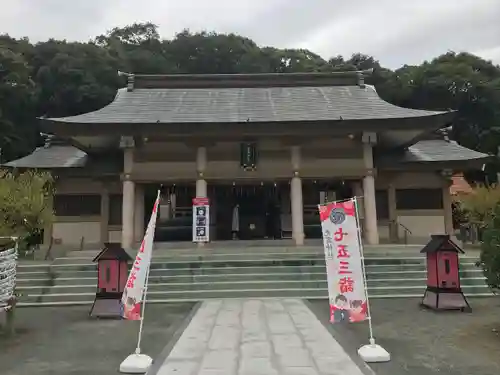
left=134, top=260, right=151, bottom=354
left=352, top=196, right=375, bottom=343
left=134, top=189, right=160, bottom=354
left=353, top=195, right=391, bottom=363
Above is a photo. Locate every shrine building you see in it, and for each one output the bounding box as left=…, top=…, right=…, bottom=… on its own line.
left=4, top=70, right=490, bottom=249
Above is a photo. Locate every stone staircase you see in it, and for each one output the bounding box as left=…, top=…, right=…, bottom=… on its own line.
left=15, top=243, right=492, bottom=306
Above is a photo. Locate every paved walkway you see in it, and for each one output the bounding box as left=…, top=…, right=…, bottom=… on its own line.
left=155, top=298, right=368, bottom=375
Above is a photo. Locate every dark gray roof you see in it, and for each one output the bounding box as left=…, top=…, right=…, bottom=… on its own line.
left=3, top=146, right=87, bottom=168
left=377, top=140, right=491, bottom=168
left=3, top=139, right=488, bottom=170
left=405, top=140, right=490, bottom=162
left=46, top=84, right=447, bottom=124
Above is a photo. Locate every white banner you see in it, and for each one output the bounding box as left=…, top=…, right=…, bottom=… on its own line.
left=121, top=190, right=161, bottom=320
left=192, top=197, right=210, bottom=243
left=318, top=199, right=368, bottom=324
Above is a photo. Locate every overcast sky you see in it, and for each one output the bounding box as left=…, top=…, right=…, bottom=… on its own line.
left=1, top=0, right=499, bottom=69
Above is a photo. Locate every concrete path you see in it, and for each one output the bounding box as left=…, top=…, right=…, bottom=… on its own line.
left=155, top=298, right=368, bottom=375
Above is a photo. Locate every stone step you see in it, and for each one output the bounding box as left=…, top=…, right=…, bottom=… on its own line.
left=18, top=284, right=492, bottom=304
left=19, top=270, right=486, bottom=289
left=50, top=255, right=426, bottom=266
left=55, top=244, right=411, bottom=258
left=18, top=276, right=487, bottom=297
left=52, top=252, right=480, bottom=265
left=16, top=264, right=51, bottom=273
left=37, top=268, right=486, bottom=287
left=16, top=262, right=482, bottom=284
left=29, top=257, right=480, bottom=275
left=16, top=262, right=482, bottom=285
left=18, top=261, right=479, bottom=277
left=14, top=248, right=487, bottom=306
left=16, top=271, right=56, bottom=280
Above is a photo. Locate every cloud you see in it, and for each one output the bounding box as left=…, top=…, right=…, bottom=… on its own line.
left=0, top=0, right=499, bottom=68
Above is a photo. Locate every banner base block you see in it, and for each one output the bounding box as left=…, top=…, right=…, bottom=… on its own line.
left=119, top=353, right=152, bottom=373
left=358, top=344, right=391, bottom=363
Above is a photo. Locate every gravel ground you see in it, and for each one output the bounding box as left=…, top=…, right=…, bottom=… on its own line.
left=0, top=303, right=195, bottom=375
left=308, top=297, right=500, bottom=375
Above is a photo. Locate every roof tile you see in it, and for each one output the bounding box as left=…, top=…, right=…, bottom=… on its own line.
left=405, top=140, right=489, bottom=162
left=3, top=146, right=87, bottom=168
left=47, top=85, right=445, bottom=124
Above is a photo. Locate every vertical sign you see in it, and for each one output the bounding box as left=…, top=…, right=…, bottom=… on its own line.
left=318, top=199, right=368, bottom=324
left=192, top=197, right=210, bottom=243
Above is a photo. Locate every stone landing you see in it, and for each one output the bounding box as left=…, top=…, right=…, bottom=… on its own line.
left=154, top=299, right=369, bottom=375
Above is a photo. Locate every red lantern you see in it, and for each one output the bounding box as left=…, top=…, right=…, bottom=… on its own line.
left=89, top=243, right=131, bottom=318
left=420, top=235, right=471, bottom=311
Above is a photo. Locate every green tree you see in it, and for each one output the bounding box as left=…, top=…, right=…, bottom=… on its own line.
left=3, top=23, right=500, bottom=187
left=0, top=170, right=54, bottom=336
left=95, top=22, right=160, bottom=46
left=32, top=40, right=123, bottom=118
left=479, top=204, right=500, bottom=291
left=379, top=52, right=500, bottom=183
left=0, top=40, right=37, bottom=161
left=454, top=184, right=500, bottom=225
left=0, top=170, right=54, bottom=240
left=455, top=185, right=500, bottom=291
left=166, top=30, right=272, bottom=74
left=94, top=22, right=172, bottom=74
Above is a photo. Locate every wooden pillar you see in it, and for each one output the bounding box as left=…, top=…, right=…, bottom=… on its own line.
left=442, top=173, right=454, bottom=235
left=43, top=194, right=54, bottom=247
left=290, top=146, right=304, bottom=245
left=100, top=184, right=110, bottom=244
left=388, top=184, right=398, bottom=243
left=134, top=184, right=145, bottom=242
left=362, top=132, right=379, bottom=245
left=120, top=137, right=135, bottom=249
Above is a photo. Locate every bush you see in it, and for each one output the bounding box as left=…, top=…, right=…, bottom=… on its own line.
left=0, top=169, right=54, bottom=242
left=454, top=184, right=500, bottom=225
left=479, top=205, right=500, bottom=291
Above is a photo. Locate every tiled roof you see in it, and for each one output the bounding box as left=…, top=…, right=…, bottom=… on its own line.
left=45, top=85, right=447, bottom=124
left=5, top=139, right=489, bottom=170
left=405, top=140, right=489, bottom=162
left=2, top=145, right=87, bottom=168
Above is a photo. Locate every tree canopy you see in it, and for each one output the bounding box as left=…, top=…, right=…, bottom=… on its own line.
left=1, top=23, right=500, bottom=182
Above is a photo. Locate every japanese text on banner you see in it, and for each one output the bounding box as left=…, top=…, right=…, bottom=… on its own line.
left=318, top=199, right=368, bottom=324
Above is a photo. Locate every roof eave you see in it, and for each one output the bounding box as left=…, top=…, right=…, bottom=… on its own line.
left=40, top=112, right=453, bottom=137
left=378, top=156, right=493, bottom=170
left=391, top=111, right=457, bottom=149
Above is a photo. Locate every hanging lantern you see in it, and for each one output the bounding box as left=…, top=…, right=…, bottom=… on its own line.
left=240, top=142, right=258, bottom=171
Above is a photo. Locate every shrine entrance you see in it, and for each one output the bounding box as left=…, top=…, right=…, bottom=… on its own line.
left=151, top=179, right=355, bottom=242
left=213, top=183, right=283, bottom=240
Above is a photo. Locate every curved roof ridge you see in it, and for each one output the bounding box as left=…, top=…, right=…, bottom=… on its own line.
left=364, top=84, right=448, bottom=116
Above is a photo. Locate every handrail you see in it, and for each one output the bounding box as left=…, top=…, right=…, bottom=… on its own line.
left=390, top=220, right=412, bottom=245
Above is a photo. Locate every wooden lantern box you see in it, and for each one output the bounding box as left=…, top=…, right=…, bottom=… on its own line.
left=420, top=234, right=471, bottom=312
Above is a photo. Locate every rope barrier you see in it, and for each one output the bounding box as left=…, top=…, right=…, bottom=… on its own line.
left=0, top=237, right=18, bottom=310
